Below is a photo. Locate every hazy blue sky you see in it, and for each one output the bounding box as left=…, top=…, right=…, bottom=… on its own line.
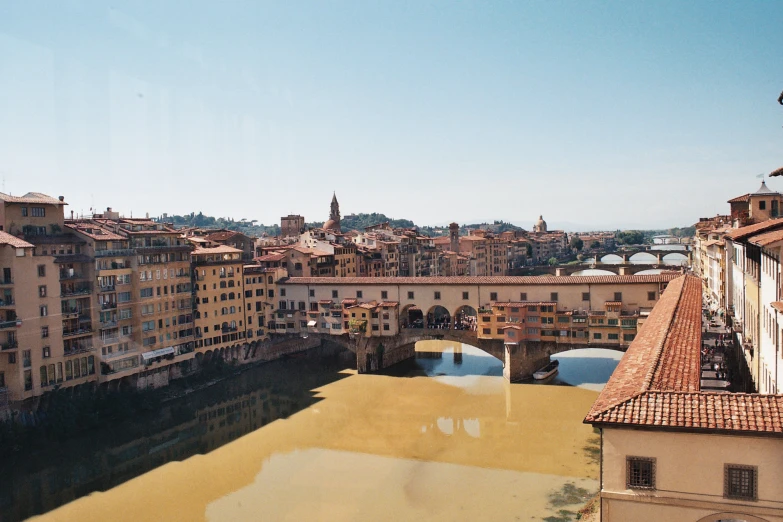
left=1, top=1, right=782, bottom=230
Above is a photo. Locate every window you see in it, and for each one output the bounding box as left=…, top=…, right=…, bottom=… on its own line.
left=724, top=464, right=757, bottom=500
left=357, top=290, right=363, bottom=298
left=608, top=319, right=618, bottom=326
left=623, top=333, right=635, bottom=342
left=490, top=292, right=498, bottom=301
left=408, top=291, right=414, bottom=299
left=332, top=290, right=338, bottom=298
left=309, top=289, right=315, bottom=297
left=593, top=332, right=602, bottom=340
left=21, top=207, right=28, bottom=217
left=608, top=333, right=619, bottom=340
left=42, top=346, right=50, bottom=358
left=383, top=324, right=390, bottom=331
left=550, top=292, right=558, bottom=302
left=520, top=292, right=527, bottom=301
left=647, top=291, right=656, bottom=301
left=626, top=457, right=655, bottom=489
left=8, top=353, right=16, bottom=364
left=140, top=288, right=153, bottom=298
left=31, top=207, right=46, bottom=217
left=759, top=201, right=766, bottom=210
left=462, top=292, right=469, bottom=300
left=614, top=292, right=622, bottom=302
left=41, top=326, right=49, bottom=338
left=40, top=305, right=47, bottom=317
left=280, top=288, right=286, bottom=297
left=582, top=292, right=590, bottom=301
left=381, top=291, right=388, bottom=299
left=434, top=291, right=441, bottom=300
left=38, top=285, right=46, bottom=297
left=37, top=265, right=45, bottom=277
left=482, top=328, right=491, bottom=334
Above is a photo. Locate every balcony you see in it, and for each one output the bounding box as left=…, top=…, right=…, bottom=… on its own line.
left=64, top=345, right=95, bottom=356
left=0, top=298, right=14, bottom=307
left=61, top=288, right=91, bottom=298
left=101, top=302, right=117, bottom=311
left=63, top=327, right=92, bottom=338
left=100, top=320, right=118, bottom=329
left=98, top=285, right=116, bottom=293
left=1, top=340, right=18, bottom=350
left=95, top=248, right=135, bottom=258
left=221, top=326, right=238, bottom=333
left=59, top=272, right=84, bottom=281
left=0, top=278, right=12, bottom=286
left=0, top=320, right=17, bottom=330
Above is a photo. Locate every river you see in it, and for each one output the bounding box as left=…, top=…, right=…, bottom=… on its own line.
left=8, top=342, right=621, bottom=522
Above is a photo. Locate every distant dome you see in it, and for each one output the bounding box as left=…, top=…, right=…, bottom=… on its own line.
left=323, top=219, right=339, bottom=231
left=534, top=215, right=547, bottom=233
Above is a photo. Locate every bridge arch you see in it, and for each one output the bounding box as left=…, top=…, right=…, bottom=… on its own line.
left=663, top=252, right=688, bottom=266
left=600, top=254, right=624, bottom=264
left=696, top=514, right=770, bottom=522
left=629, top=252, right=657, bottom=264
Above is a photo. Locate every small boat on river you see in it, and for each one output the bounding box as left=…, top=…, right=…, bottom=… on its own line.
left=533, top=359, right=559, bottom=380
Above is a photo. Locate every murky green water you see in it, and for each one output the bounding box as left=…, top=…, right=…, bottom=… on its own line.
left=8, top=342, right=619, bottom=522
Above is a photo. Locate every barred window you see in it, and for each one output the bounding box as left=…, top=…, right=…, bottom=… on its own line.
left=626, top=457, right=655, bottom=489
left=724, top=464, right=757, bottom=500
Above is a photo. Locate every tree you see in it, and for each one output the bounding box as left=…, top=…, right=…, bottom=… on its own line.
left=569, top=237, right=584, bottom=252
left=590, top=240, right=601, bottom=249
left=547, top=257, right=559, bottom=266
left=525, top=243, right=533, bottom=258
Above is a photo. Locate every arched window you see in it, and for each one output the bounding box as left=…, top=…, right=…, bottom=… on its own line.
left=221, top=307, right=228, bottom=315
left=230, top=306, right=236, bottom=313
left=228, top=280, right=235, bottom=287
left=230, top=320, right=237, bottom=328
left=228, top=292, right=235, bottom=300
left=220, top=293, right=227, bottom=301
left=219, top=281, right=226, bottom=288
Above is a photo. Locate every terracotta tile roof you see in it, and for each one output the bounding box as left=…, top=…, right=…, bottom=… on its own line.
left=584, top=276, right=783, bottom=436
left=748, top=228, right=783, bottom=247
left=725, top=218, right=783, bottom=241
left=317, top=300, right=333, bottom=305
left=282, top=274, right=679, bottom=286
left=192, top=245, right=241, bottom=255
left=0, top=232, right=34, bottom=248
left=589, top=392, right=783, bottom=435
left=502, top=325, right=522, bottom=330
left=341, top=298, right=358, bottom=305
left=379, top=301, right=399, bottom=307
left=727, top=193, right=750, bottom=203
left=0, top=192, right=65, bottom=205
left=65, top=223, right=125, bottom=241
left=256, top=252, right=286, bottom=262
left=204, top=230, right=248, bottom=242
left=771, top=302, right=783, bottom=314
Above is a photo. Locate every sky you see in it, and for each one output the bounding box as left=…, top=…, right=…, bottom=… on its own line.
left=0, top=1, right=782, bottom=231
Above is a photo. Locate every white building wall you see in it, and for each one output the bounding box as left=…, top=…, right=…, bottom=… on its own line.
left=759, top=248, right=779, bottom=394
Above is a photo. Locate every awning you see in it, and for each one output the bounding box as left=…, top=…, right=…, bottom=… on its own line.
left=307, top=320, right=317, bottom=327
left=142, top=346, right=175, bottom=360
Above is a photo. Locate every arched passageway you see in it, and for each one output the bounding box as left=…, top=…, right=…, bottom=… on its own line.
left=663, top=252, right=688, bottom=266
left=629, top=252, right=657, bottom=264
left=400, top=305, right=424, bottom=329
left=453, top=305, right=477, bottom=331
left=426, top=305, right=451, bottom=329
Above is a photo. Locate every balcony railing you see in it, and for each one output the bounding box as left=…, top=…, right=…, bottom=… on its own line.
left=221, top=326, right=238, bottom=333
left=95, top=248, right=135, bottom=258
left=64, top=345, right=95, bottom=356
left=98, top=285, right=116, bottom=293
left=1, top=340, right=18, bottom=350
left=59, top=272, right=84, bottom=280
left=63, top=327, right=93, bottom=338
left=100, top=320, right=118, bottom=329
left=0, top=298, right=14, bottom=307
left=0, top=279, right=13, bottom=285
left=61, top=288, right=91, bottom=297
left=0, top=320, right=17, bottom=330
left=101, top=302, right=118, bottom=310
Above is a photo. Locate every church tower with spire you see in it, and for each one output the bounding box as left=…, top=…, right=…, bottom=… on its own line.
left=323, top=192, right=341, bottom=232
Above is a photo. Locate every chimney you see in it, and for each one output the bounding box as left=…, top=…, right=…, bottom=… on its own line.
left=58, top=196, right=64, bottom=202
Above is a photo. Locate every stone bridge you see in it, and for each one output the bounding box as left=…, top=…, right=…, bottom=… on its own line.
left=302, top=329, right=625, bottom=382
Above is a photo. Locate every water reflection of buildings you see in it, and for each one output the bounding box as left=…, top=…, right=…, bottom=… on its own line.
left=0, top=387, right=301, bottom=522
